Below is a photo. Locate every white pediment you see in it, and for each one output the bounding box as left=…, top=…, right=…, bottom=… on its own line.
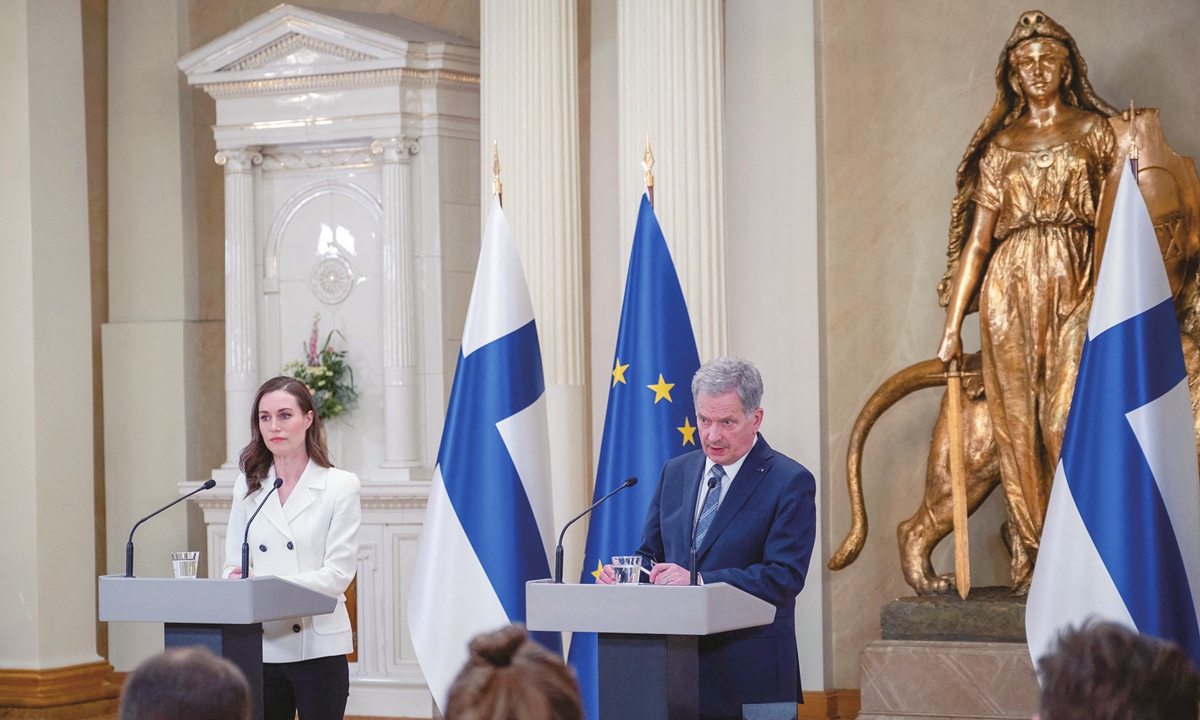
left=178, top=4, right=478, bottom=86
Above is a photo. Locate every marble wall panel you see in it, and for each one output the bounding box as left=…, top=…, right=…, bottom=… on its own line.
left=821, top=0, right=1200, bottom=688
left=859, top=640, right=1038, bottom=719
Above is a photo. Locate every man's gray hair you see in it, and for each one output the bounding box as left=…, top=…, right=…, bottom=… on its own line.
left=691, top=357, right=763, bottom=418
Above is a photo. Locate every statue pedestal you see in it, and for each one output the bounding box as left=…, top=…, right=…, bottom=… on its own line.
left=859, top=588, right=1039, bottom=720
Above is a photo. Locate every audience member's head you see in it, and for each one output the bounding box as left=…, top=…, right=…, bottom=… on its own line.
left=120, top=647, right=251, bottom=720
left=445, top=624, right=582, bottom=720
left=1038, top=621, right=1200, bottom=720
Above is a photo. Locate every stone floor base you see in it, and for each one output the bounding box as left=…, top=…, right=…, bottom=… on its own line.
left=858, top=640, right=1038, bottom=720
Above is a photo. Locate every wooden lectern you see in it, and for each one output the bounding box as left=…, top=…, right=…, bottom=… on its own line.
left=527, top=580, right=776, bottom=720
left=99, top=575, right=336, bottom=720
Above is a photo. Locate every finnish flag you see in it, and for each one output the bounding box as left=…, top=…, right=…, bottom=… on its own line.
left=408, top=194, right=561, bottom=712
left=1026, top=159, right=1200, bottom=668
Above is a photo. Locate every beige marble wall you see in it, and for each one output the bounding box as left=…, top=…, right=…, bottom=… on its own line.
left=821, top=0, right=1200, bottom=688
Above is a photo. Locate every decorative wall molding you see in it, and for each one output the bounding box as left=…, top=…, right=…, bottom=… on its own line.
left=224, top=33, right=372, bottom=72
left=202, top=68, right=479, bottom=99
left=0, top=662, right=121, bottom=709
left=261, top=147, right=377, bottom=171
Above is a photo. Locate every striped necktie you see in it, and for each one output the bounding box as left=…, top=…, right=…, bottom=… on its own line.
left=694, top=464, right=726, bottom=548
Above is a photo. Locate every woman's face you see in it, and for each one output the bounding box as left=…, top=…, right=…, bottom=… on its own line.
left=1012, top=39, right=1066, bottom=103
left=258, top=390, right=313, bottom=460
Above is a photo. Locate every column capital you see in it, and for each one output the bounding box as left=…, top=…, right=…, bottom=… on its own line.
left=370, top=137, right=421, bottom=163
left=214, top=148, right=263, bottom=173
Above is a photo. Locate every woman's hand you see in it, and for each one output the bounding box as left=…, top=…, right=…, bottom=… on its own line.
left=937, top=327, right=962, bottom=364
left=228, top=567, right=251, bottom=579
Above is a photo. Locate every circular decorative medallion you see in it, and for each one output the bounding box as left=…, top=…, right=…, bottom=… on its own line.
left=1034, top=150, right=1054, bottom=169
left=310, top=255, right=356, bottom=305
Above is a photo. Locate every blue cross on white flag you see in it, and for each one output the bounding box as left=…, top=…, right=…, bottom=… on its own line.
left=1026, top=158, right=1200, bottom=669
left=408, top=194, right=561, bottom=712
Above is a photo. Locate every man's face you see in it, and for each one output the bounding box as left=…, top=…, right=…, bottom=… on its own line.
left=695, top=390, right=763, bottom=466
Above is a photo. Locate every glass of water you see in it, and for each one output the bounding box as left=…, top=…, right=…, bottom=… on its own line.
left=611, top=555, right=643, bottom=584
left=171, top=551, right=199, bottom=578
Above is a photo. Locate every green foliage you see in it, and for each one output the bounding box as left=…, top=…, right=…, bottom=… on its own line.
left=284, top=314, right=359, bottom=421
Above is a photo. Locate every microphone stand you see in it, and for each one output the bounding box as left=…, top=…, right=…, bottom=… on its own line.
left=554, top=477, right=637, bottom=583
left=126, top=479, right=216, bottom=578
left=241, top=478, right=283, bottom=579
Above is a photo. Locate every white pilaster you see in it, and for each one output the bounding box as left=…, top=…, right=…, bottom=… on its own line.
left=618, top=0, right=728, bottom=360
left=0, top=0, right=102, bottom=673
left=481, top=0, right=588, bottom=583
left=215, top=148, right=261, bottom=468
left=372, top=137, right=422, bottom=468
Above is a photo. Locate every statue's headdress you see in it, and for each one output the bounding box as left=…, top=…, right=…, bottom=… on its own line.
left=938, top=10, right=1119, bottom=308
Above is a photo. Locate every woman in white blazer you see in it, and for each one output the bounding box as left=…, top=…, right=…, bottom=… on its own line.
left=223, top=377, right=361, bottom=720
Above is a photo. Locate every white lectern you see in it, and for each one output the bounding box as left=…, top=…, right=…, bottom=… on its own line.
left=99, top=575, right=336, bottom=720
left=527, top=580, right=776, bottom=720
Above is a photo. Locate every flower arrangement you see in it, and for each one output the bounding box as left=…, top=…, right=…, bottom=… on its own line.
left=284, top=314, right=359, bottom=421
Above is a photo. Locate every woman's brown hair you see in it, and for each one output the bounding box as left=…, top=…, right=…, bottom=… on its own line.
left=445, top=625, right=582, bottom=720
left=239, top=376, right=332, bottom=496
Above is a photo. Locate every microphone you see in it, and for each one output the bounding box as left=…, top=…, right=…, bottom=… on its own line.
left=690, top=476, right=720, bottom=586
left=241, top=478, right=283, bottom=579
left=554, top=477, right=637, bottom=583
left=125, top=479, right=217, bottom=578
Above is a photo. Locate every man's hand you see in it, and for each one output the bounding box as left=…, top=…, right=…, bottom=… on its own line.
left=595, top=564, right=617, bottom=584
left=648, top=562, right=697, bottom=586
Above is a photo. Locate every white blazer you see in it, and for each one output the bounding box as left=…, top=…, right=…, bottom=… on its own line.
left=223, top=461, right=361, bottom=664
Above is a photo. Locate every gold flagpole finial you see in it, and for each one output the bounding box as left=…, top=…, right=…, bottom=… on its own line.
left=492, top=141, right=503, bottom=199
left=642, top=132, right=655, bottom=188
left=1128, top=100, right=1139, bottom=160
left=642, top=132, right=655, bottom=207
left=1128, top=101, right=1139, bottom=185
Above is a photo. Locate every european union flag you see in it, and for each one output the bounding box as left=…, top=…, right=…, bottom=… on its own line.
left=567, top=194, right=701, bottom=719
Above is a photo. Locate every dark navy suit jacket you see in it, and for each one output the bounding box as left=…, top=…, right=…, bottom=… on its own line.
left=637, top=434, right=816, bottom=718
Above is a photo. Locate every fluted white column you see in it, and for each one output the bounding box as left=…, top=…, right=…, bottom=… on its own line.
left=618, top=0, right=728, bottom=360
left=215, top=148, right=261, bottom=467
left=372, top=137, right=421, bottom=468
left=481, top=0, right=588, bottom=582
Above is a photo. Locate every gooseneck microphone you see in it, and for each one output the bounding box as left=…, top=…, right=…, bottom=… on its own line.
left=690, top=476, right=720, bottom=586
left=554, top=477, right=638, bottom=583
left=125, top=479, right=217, bottom=578
left=241, top=478, right=284, bottom=579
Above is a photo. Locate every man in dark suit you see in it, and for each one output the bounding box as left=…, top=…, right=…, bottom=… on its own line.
left=597, top=357, right=817, bottom=719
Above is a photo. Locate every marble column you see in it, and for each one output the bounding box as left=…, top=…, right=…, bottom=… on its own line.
left=0, top=0, right=113, bottom=710
left=480, top=0, right=588, bottom=584
left=617, top=0, right=728, bottom=360
left=215, top=148, right=261, bottom=468
left=371, top=137, right=421, bottom=468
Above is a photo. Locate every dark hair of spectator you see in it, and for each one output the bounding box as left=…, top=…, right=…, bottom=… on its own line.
left=119, top=647, right=251, bottom=720
left=445, top=624, right=582, bottom=720
left=1038, top=621, right=1200, bottom=720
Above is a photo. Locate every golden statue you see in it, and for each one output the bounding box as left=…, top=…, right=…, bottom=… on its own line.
left=829, top=11, right=1200, bottom=596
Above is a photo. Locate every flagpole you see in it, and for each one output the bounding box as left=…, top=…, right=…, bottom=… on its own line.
left=642, top=132, right=655, bottom=208
left=493, top=140, right=503, bottom=207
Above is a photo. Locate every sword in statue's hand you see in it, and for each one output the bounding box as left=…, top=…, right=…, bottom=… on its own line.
left=946, top=357, right=971, bottom=600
